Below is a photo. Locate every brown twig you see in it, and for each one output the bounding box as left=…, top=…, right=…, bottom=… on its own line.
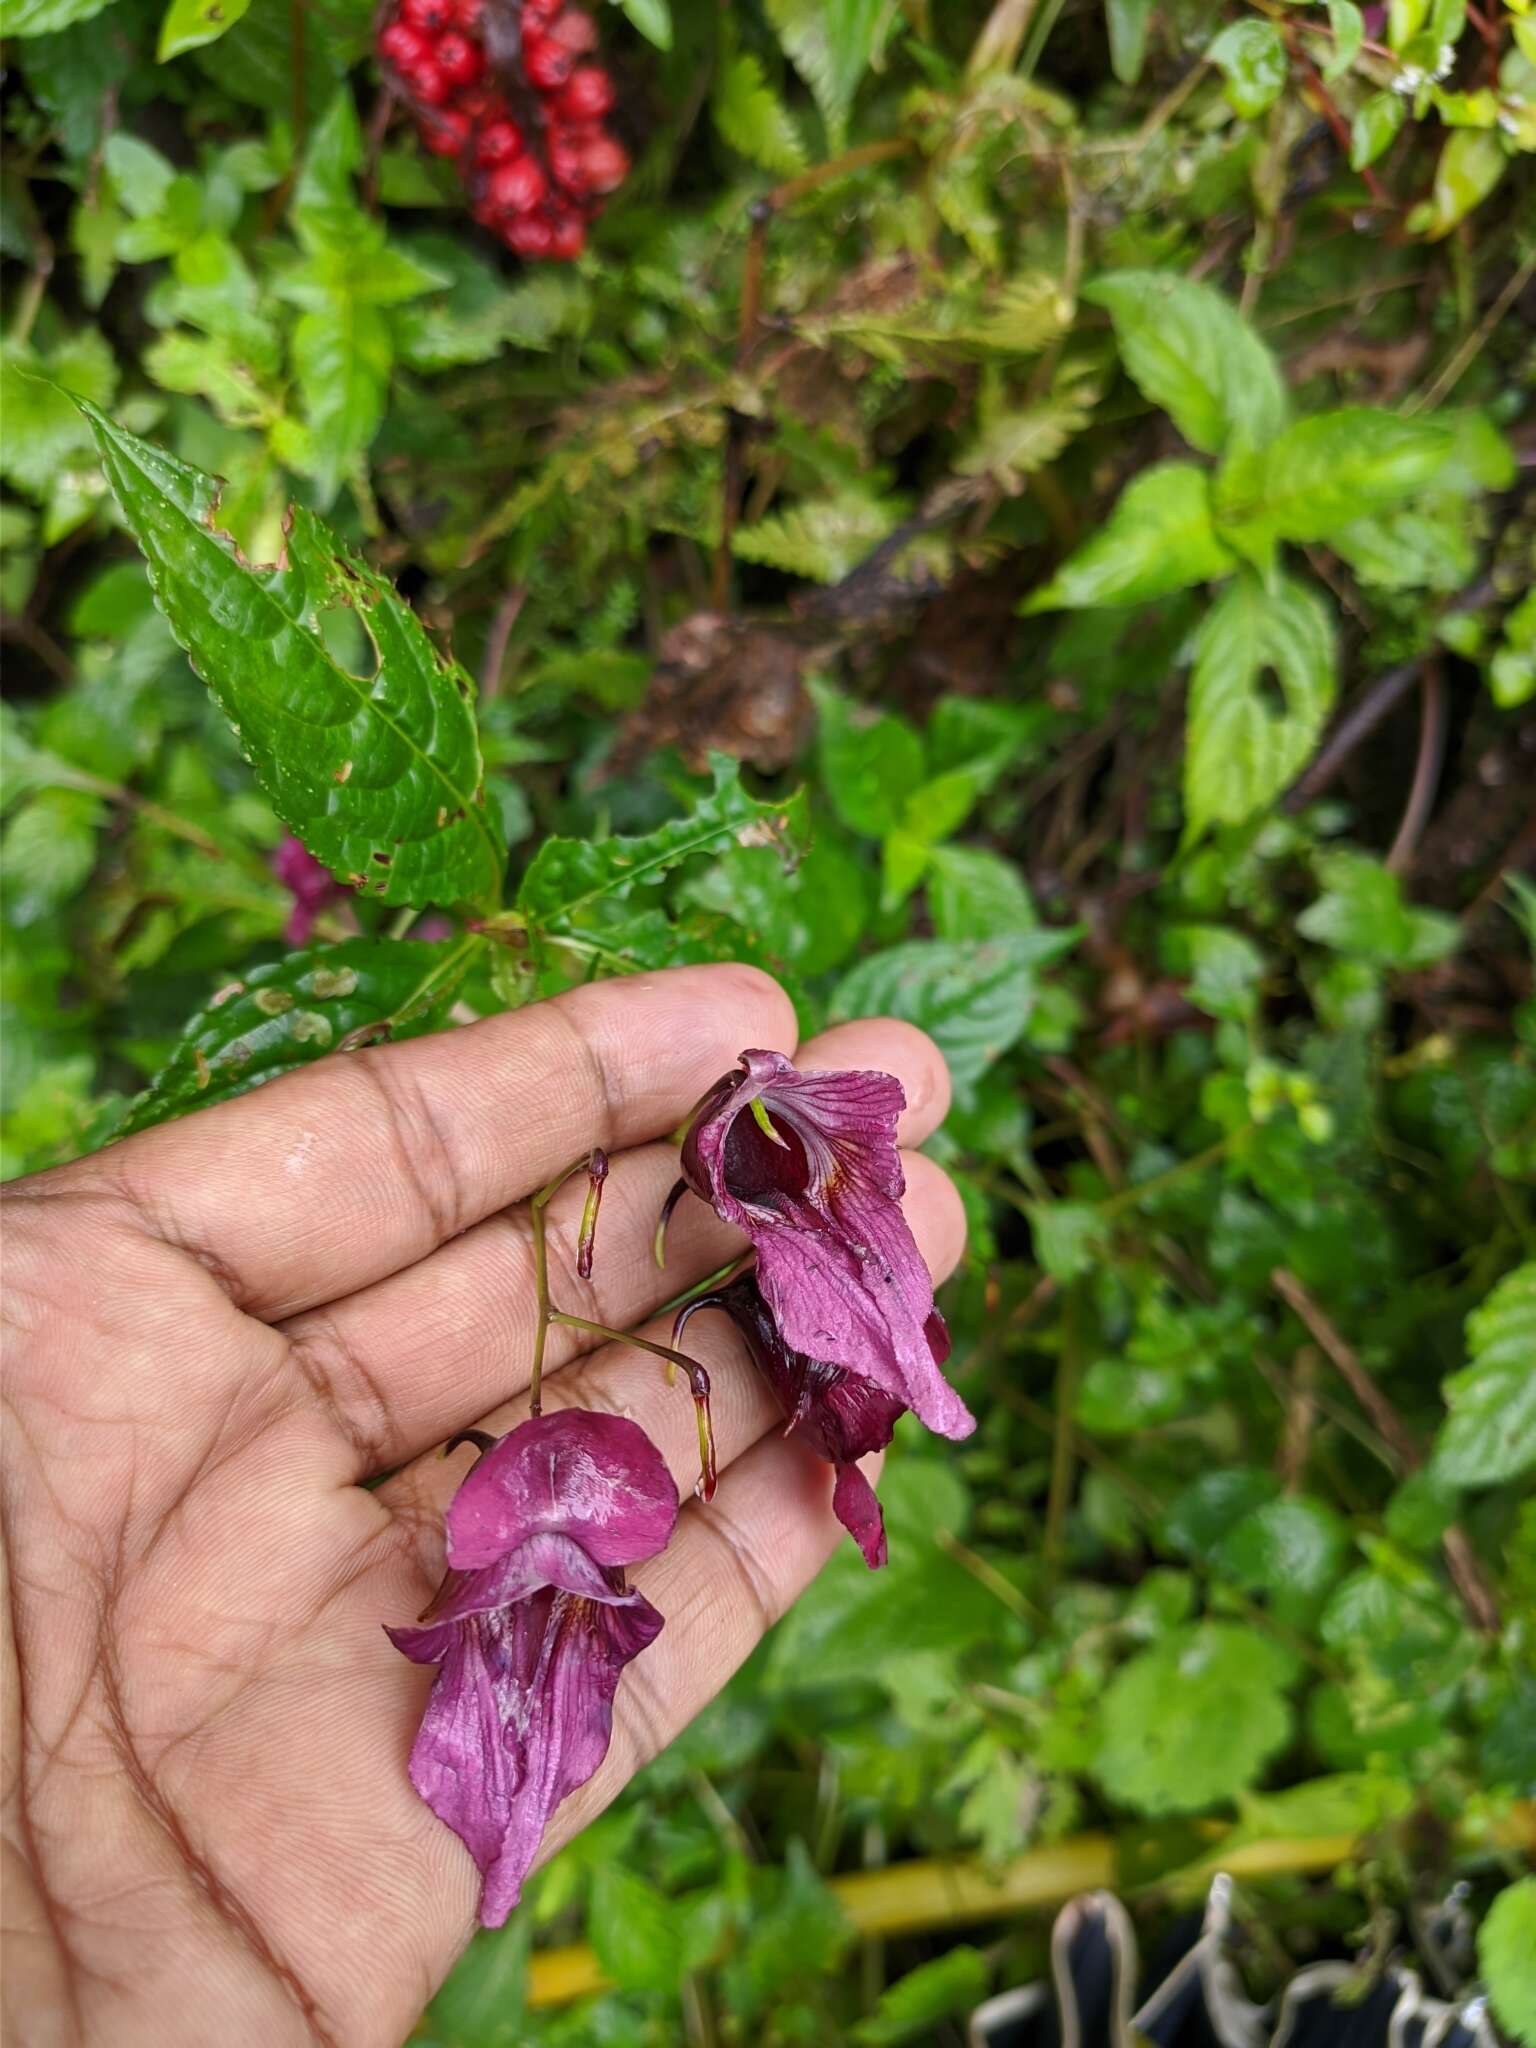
left=1270, top=1269, right=1500, bottom=1633
left=361, top=86, right=397, bottom=214
left=1387, top=661, right=1447, bottom=875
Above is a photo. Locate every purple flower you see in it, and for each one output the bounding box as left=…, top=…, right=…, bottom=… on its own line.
left=676, top=1050, right=973, bottom=1441
left=677, top=1274, right=906, bottom=1568
left=273, top=834, right=343, bottom=946
left=387, top=1410, right=677, bottom=1927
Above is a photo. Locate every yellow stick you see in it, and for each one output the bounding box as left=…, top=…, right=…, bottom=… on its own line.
left=524, top=1804, right=1536, bottom=2010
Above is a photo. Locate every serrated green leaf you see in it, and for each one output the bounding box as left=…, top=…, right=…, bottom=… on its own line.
left=1433, top=1264, right=1536, bottom=1487
left=1, top=789, right=104, bottom=925
left=111, top=937, right=479, bottom=1138
left=1214, top=409, right=1461, bottom=565
left=765, top=0, right=892, bottom=147
left=1207, top=19, right=1288, bottom=117
left=1094, top=1623, right=1296, bottom=1815
left=1084, top=269, right=1289, bottom=454
left=713, top=51, right=806, bottom=173
left=1025, top=463, right=1236, bottom=612
left=733, top=489, right=898, bottom=583
left=1184, top=571, right=1336, bottom=842
left=517, top=756, right=807, bottom=950
left=78, top=402, right=505, bottom=909
left=158, top=0, right=251, bottom=60
left=956, top=378, right=1097, bottom=491
left=830, top=930, right=1077, bottom=1090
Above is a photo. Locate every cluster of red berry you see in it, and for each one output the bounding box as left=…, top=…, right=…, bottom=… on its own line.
left=376, top=0, right=627, bottom=260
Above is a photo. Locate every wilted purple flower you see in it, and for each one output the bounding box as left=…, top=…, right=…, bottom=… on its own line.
left=674, top=1050, right=973, bottom=1441
left=273, top=834, right=344, bottom=946
left=677, top=1274, right=907, bottom=1568
left=387, top=1410, right=677, bottom=1927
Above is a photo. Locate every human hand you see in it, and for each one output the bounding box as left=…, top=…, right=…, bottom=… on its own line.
left=2, top=964, right=963, bottom=2048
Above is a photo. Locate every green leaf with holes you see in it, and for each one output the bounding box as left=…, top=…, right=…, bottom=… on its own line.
left=1184, top=570, right=1335, bottom=841
left=76, top=401, right=505, bottom=910
left=111, top=937, right=481, bottom=1138
left=157, top=0, right=251, bottom=61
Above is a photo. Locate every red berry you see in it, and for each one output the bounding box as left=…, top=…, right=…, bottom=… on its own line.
left=489, top=156, right=547, bottom=211
left=379, top=20, right=428, bottom=67
left=555, top=65, right=615, bottom=120
left=434, top=30, right=482, bottom=85
left=578, top=134, right=627, bottom=194
left=548, top=136, right=587, bottom=192
left=523, top=0, right=559, bottom=21
left=410, top=58, right=449, bottom=103
left=452, top=0, right=483, bottom=24
left=400, top=0, right=452, bottom=29
left=545, top=7, right=598, bottom=54
left=421, top=110, right=469, bottom=156
left=546, top=212, right=586, bottom=260
left=505, top=215, right=554, bottom=256
left=475, top=117, right=523, bottom=164
left=522, top=31, right=574, bottom=88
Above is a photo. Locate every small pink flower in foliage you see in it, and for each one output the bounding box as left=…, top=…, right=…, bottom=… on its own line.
left=387, top=1410, right=677, bottom=1926
left=272, top=835, right=342, bottom=946
left=675, top=1050, right=974, bottom=1441
left=677, top=1274, right=907, bottom=1569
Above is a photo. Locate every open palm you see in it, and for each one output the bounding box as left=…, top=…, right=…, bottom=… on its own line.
left=2, top=963, right=962, bottom=2048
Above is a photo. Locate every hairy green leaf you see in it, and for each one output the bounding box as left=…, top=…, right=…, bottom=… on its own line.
left=78, top=402, right=505, bottom=909
left=1184, top=571, right=1335, bottom=841
left=713, top=51, right=807, bottom=173
left=1094, top=1623, right=1296, bottom=1814
left=1084, top=270, right=1289, bottom=454
left=765, top=0, right=892, bottom=147
left=830, top=930, right=1077, bottom=1089
left=112, top=937, right=479, bottom=1138
left=1024, top=463, right=1236, bottom=611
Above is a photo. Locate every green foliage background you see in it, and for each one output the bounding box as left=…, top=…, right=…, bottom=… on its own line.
left=3, top=0, right=1535, bottom=2038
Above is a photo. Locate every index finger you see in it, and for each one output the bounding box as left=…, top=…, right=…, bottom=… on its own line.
left=53, top=963, right=798, bottom=1321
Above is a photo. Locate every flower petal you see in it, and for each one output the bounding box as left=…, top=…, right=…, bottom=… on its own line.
left=388, top=1586, right=663, bottom=1927
left=680, top=1053, right=973, bottom=1440
left=832, top=1461, right=888, bottom=1570
left=445, top=1410, right=678, bottom=1573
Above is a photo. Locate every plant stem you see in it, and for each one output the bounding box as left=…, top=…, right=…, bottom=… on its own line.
left=527, top=1160, right=588, bottom=1414
left=1271, top=1268, right=1501, bottom=1633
